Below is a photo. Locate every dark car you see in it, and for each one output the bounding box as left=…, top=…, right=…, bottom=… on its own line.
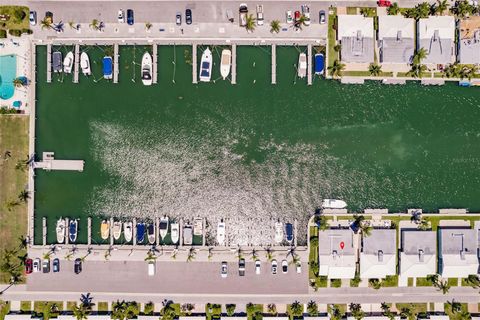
left=74, top=258, right=82, bottom=274
left=127, top=9, right=134, bottom=25
left=25, top=258, right=33, bottom=274
left=42, top=259, right=50, bottom=273
left=319, top=10, right=326, bottom=24
left=176, top=12, right=182, bottom=26
left=53, top=258, right=60, bottom=273
left=238, top=258, right=245, bottom=276
left=186, top=9, right=192, bottom=25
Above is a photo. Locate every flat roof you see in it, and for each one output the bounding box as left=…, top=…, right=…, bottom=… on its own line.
left=318, top=228, right=356, bottom=279
left=338, top=15, right=375, bottom=63
left=378, top=15, right=415, bottom=39
left=338, top=15, right=374, bottom=39
left=440, top=228, right=477, bottom=255
left=360, top=229, right=396, bottom=278
left=363, top=229, right=396, bottom=254
left=402, top=230, right=436, bottom=255
left=400, top=230, right=437, bottom=277
left=318, top=229, right=355, bottom=255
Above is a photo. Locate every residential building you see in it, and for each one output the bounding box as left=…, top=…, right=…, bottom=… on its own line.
left=417, top=16, right=455, bottom=64
left=318, top=228, right=356, bottom=279
left=458, top=16, right=480, bottom=64
left=337, top=15, right=375, bottom=63
left=439, top=228, right=479, bottom=278
left=378, top=15, right=415, bottom=63
left=399, top=230, right=436, bottom=277
left=360, top=229, right=396, bottom=279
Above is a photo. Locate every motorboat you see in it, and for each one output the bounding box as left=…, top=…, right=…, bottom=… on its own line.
left=56, top=218, right=66, bottom=244
left=124, top=221, right=133, bottom=242
left=159, top=216, right=169, bottom=241
left=170, top=222, right=179, bottom=245
left=136, top=222, right=145, bottom=244
left=314, top=53, right=324, bottom=75
left=274, top=221, right=283, bottom=244
left=112, top=220, right=122, bottom=240
left=297, top=52, right=307, bottom=78
left=285, top=222, right=294, bottom=245
left=199, top=47, right=212, bottom=82
left=52, top=51, right=62, bottom=73
left=69, top=219, right=78, bottom=243
left=322, top=199, right=347, bottom=209
left=217, top=220, right=226, bottom=245
left=193, top=217, right=203, bottom=236
left=147, top=223, right=156, bottom=245
left=141, top=52, right=153, bottom=86
left=220, top=49, right=231, bottom=80
left=103, top=56, right=113, bottom=80
left=80, top=52, right=91, bottom=76
left=63, top=51, right=74, bottom=73
left=183, top=224, right=193, bottom=245
left=100, top=219, right=110, bottom=240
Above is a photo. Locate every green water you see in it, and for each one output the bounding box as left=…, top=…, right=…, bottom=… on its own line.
left=34, top=45, right=480, bottom=245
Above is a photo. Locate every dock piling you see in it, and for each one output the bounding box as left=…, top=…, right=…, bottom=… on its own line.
left=231, top=44, right=237, bottom=85
left=42, top=217, right=47, bottom=246
left=271, top=44, right=277, bottom=85
left=307, top=44, right=312, bottom=86
left=192, top=44, right=198, bottom=84
left=87, top=217, right=91, bottom=246
left=47, top=44, right=52, bottom=83
left=152, top=44, right=158, bottom=84
left=73, top=44, right=80, bottom=83
left=113, top=44, right=119, bottom=84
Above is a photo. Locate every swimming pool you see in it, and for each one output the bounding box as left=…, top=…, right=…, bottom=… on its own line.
left=0, top=54, right=17, bottom=100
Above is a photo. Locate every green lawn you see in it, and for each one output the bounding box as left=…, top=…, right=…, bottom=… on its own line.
left=407, top=278, right=414, bottom=287
left=327, top=13, right=337, bottom=71
left=447, top=278, right=458, bottom=287
left=346, top=7, right=358, bottom=14
left=66, top=301, right=77, bottom=311
left=97, top=302, right=108, bottom=312
left=20, top=301, right=31, bottom=312
left=428, top=216, right=479, bottom=230
left=382, top=275, right=398, bottom=287
left=0, top=6, right=29, bottom=30
left=397, top=72, right=410, bottom=77
left=396, top=303, right=427, bottom=319
left=206, top=303, right=222, bottom=320
left=0, top=301, right=10, bottom=320
left=33, top=301, right=63, bottom=313
left=445, top=302, right=469, bottom=320
left=416, top=277, right=433, bottom=287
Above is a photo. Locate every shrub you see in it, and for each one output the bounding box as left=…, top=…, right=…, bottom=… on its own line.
left=8, top=29, right=22, bottom=37
left=21, top=28, right=32, bottom=34
left=0, top=29, right=6, bottom=38
left=0, top=106, right=18, bottom=114
left=13, top=8, right=26, bottom=22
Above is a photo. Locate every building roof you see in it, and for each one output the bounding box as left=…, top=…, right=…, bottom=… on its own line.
left=378, top=16, right=415, bottom=63
left=379, top=16, right=415, bottom=39
left=459, top=17, right=480, bottom=64
left=360, top=229, right=396, bottom=279
left=338, top=15, right=375, bottom=63
left=400, top=230, right=436, bottom=277
left=439, top=228, right=479, bottom=278
left=318, top=228, right=356, bottom=279
left=418, top=16, right=455, bottom=64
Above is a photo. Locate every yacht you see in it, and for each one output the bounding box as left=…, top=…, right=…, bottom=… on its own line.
left=141, top=52, right=153, bottom=86
left=112, top=220, right=122, bottom=240
left=56, top=218, right=66, bottom=244
left=100, top=219, right=110, bottom=240
left=69, top=219, right=78, bottom=243
left=147, top=223, right=156, bottom=244
left=124, top=221, right=133, bottom=242
left=159, top=216, right=169, bottom=240
left=199, top=47, right=212, bottom=82
left=63, top=51, right=74, bottom=74
left=217, top=220, right=226, bottom=245
left=322, top=199, right=347, bottom=209
left=136, top=222, right=146, bottom=244
left=170, top=222, right=179, bottom=245
left=80, top=52, right=91, bottom=76
left=297, top=52, right=307, bottom=78
left=183, top=224, right=193, bottom=245
left=274, top=220, right=283, bottom=244
left=220, top=49, right=231, bottom=80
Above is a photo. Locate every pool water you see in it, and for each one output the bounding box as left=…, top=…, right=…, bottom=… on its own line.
left=0, top=54, right=17, bottom=100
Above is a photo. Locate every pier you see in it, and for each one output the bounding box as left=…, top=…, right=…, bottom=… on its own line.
left=152, top=44, right=158, bottom=84
left=192, top=44, right=197, bottom=84
left=179, top=219, right=183, bottom=246
left=155, top=216, right=159, bottom=245
left=34, top=152, right=84, bottom=172
left=271, top=44, right=276, bottom=85
left=132, top=218, right=137, bottom=246
left=46, top=44, right=52, bottom=83
left=294, top=219, right=298, bottom=247
left=73, top=44, right=80, bottom=83
left=65, top=218, right=69, bottom=245
left=231, top=44, right=237, bottom=85
left=87, top=217, right=92, bottom=246
left=110, top=217, right=114, bottom=246
left=42, top=217, right=47, bottom=246
left=307, top=44, right=312, bottom=86
left=113, top=44, right=119, bottom=84
left=202, top=217, right=206, bottom=246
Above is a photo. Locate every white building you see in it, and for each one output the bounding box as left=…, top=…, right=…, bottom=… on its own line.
left=337, top=15, right=375, bottom=63
left=399, top=230, right=436, bottom=278
left=417, top=16, right=455, bottom=64
left=378, top=15, right=415, bottom=63
left=439, top=228, right=479, bottom=278
left=318, top=228, right=356, bottom=279
left=360, top=229, right=396, bottom=279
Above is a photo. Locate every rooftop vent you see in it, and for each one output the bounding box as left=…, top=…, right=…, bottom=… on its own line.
left=418, top=249, right=424, bottom=262
left=460, top=250, right=465, bottom=260
left=433, top=30, right=440, bottom=42
left=378, top=250, right=384, bottom=262
left=332, top=250, right=338, bottom=259
left=396, top=30, right=402, bottom=41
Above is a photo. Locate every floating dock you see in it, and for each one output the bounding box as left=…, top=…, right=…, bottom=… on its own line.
left=73, top=44, right=80, bottom=83
left=382, top=79, right=406, bottom=85
left=87, top=217, right=92, bottom=246
left=34, top=152, right=84, bottom=172
left=307, top=44, right=312, bottom=86
left=152, top=44, right=158, bottom=84
left=42, top=217, right=47, bottom=246
left=46, top=44, right=52, bottom=83
left=65, top=217, right=70, bottom=245
left=231, top=44, right=237, bottom=85
left=192, top=44, right=197, bottom=84
left=132, top=218, right=137, bottom=246
left=421, top=79, right=445, bottom=86
left=113, top=44, right=119, bottom=84
left=341, top=77, right=365, bottom=84
left=271, top=44, right=276, bottom=85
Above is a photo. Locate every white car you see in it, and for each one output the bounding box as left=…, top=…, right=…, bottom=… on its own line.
left=255, top=260, right=261, bottom=274
left=148, top=261, right=155, bottom=276
left=256, top=5, right=264, bottom=26
left=221, top=261, right=228, bottom=278
left=302, top=5, right=311, bottom=26
left=29, top=11, right=37, bottom=26
left=118, top=9, right=125, bottom=23
left=33, top=258, right=41, bottom=272
left=271, top=259, right=278, bottom=274
left=286, top=10, right=293, bottom=24
left=282, top=259, right=288, bottom=274
left=296, top=262, right=302, bottom=274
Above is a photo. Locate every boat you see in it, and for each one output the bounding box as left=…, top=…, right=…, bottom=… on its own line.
left=56, top=218, right=66, bottom=244
left=100, top=219, right=110, bottom=240
left=170, top=222, right=179, bottom=244
left=141, top=52, right=153, bottom=86
left=136, top=222, right=145, bottom=244
left=159, top=216, right=169, bottom=240
left=80, top=52, right=91, bottom=76
left=322, top=199, right=348, bottom=209
left=217, top=220, right=226, bottom=245
left=285, top=222, right=294, bottom=245
left=183, top=224, right=193, bottom=245
left=112, top=221, right=122, bottom=240
left=297, top=53, right=307, bottom=78
left=147, top=223, right=156, bottom=244
left=314, top=53, right=324, bottom=75
left=274, top=221, right=283, bottom=244
left=52, top=51, right=62, bottom=73
left=220, top=49, right=231, bottom=80
left=199, top=48, right=212, bottom=82
left=103, top=56, right=113, bottom=80
left=193, top=217, right=203, bottom=236
left=124, top=221, right=133, bottom=242
left=69, top=219, right=78, bottom=243
left=63, top=51, right=74, bottom=73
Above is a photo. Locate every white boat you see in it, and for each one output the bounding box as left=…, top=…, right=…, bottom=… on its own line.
left=217, top=220, right=226, bottom=245
left=80, top=52, right=91, bottom=76
left=141, top=52, right=153, bottom=86
left=159, top=216, right=169, bottom=240
left=100, top=219, right=110, bottom=240
left=170, top=222, right=179, bottom=245
left=193, top=217, right=203, bottom=236
left=297, top=53, right=307, bottom=78
left=220, top=49, right=231, bottom=80
left=147, top=223, right=156, bottom=244
left=124, top=221, right=133, bottom=242
left=322, top=199, right=348, bottom=209
left=274, top=221, right=283, bottom=244
left=63, top=51, right=74, bottom=74
left=56, top=218, right=66, bottom=244
left=112, top=221, right=122, bottom=240
left=199, top=47, right=213, bottom=82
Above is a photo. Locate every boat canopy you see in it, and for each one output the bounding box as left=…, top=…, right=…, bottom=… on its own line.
left=103, top=57, right=113, bottom=77
left=315, top=54, right=324, bottom=74
left=52, top=52, right=62, bottom=72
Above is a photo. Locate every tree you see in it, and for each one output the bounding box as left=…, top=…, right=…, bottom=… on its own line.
left=40, top=18, right=53, bottom=30
left=145, top=22, right=152, bottom=30
left=380, top=303, right=395, bottom=320
left=435, top=0, right=449, bottom=15
left=360, top=7, right=376, bottom=17
left=437, top=280, right=451, bottom=294
left=160, top=301, right=176, bottom=320
left=180, top=303, right=194, bottom=315
left=416, top=2, right=431, bottom=18
left=72, top=304, right=90, bottom=320
left=310, top=236, right=318, bottom=247
left=5, top=200, right=20, bottom=212
left=407, top=63, right=427, bottom=78
left=265, top=246, right=274, bottom=261
left=329, top=305, right=343, bottom=320
left=187, top=247, right=196, bottom=262
left=400, top=305, right=415, bottom=320
left=328, top=60, right=345, bottom=78
left=18, top=190, right=30, bottom=203
left=368, top=63, right=382, bottom=76
left=13, top=77, right=26, bottom=88
left=144, top=302, right=155, bottom=315
left=465, top=274, right=480, bottom=288
left=418, top=217, right=430, bottom=230
left=267, top=303, right=277, bottom=315
left=144, top=251, right=156, bottom=262
left=112, top=301, right=139, bottom=320
left=314, top=214, right=329, bottom=231
left=446, top=300, right=462, bottom=314
left=245, top=14, right=256, bottom=33
left=289, top=301, right=303, bottom=317
left=307, top=301, right=318, bottom=316
left=251, top=248, right=259, bottom=261
left=450, top=0, right=475, bottom=18
left=270, top=20, right=281, bottom=34
left=413, top=48, right=427, bottom=64
left=387, top=2, right=400, bottom=15
left=89, top=19, right=100, bottom=30
left=226, top=304, right=236, bottom=316
left=349, top=303, right=364, bottom=320
left=293, top=14, right=308, bottom=31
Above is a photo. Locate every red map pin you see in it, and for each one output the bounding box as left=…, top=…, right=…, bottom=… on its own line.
left=340, top=241, right=345, bottom=249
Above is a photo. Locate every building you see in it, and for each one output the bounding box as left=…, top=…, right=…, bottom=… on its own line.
left=337, top=15, right=375, bottom=63
left=378, top=15, right=415, bottom=63
left=439, top=228, right=479, bottom=278
left=458, top=16, right=480, bottom=64
left=360, top=229, right=396, bottom=279
left=399, top=230, right=436, bottom=278
left=318, top=228, right=356, bottom=279
left=417, top=16, right=455, bottom=65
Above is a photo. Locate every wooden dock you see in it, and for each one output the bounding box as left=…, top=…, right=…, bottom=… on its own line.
left=46, top=44, right=52, bottom=83
left=109, top=217, right=114, bottom=246
left=73, top=44, right=80, bottom=83
left=152, top=44, right=158, bottom=84
left=65, top=218, right=70, bottom=245
left=87, top=217, right=92, bottom=246
left=113, top=44, right=119, bottom=84
left=42, top=217, right=47, bottom=246
left=155, top=217, right=159, bottom=246
left=192, top=44, right=198, bottom=84
left=231, top=44, right=237, bottom=85
left=34, top=152, right=84, bottom=172
left=133, top=218, right=137, bottom=246
left=271, top=44, right=277, bottom=85
left=307, top=44, right=312, bottom=86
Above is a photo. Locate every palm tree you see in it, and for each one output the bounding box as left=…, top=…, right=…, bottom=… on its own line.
left=251, top=248, right=258, bottom=261
left=314, top=214, right=329, bottom=230
left=265, top=246, right=274, bottom=261
left=18, top=190, right=30, bottom=203
left=416, top=2, right=431, bottom=18
left=368, top=63, right=382, bottom=76
left=450, top=0, right=474, bottom=18
left=435, top=0, right=449, bottom=14
left=329, top=305, right=343, bottom=320
left=310, top=236, right=318, bottom=247
left=289, top=301, right=303, bottom=317
left=387, top=2, right=400, bottom=15
left=40, top=18, right=52, bottom=30
left=5, top=200, right=20, bottom=211
left=408, top=63, right=427, bottom=78
left=187, top=247, right=196, bottom=262
left=307, top=301, right=318, bottom=316
left=360, top=7, right=376, bottom=17
left=465, top=274, right=480, bottom=288
left=270, top=20, right=281, bottom=34
left=89, top=19, right=100, bottom=30
left=145, top=22, right=152, bottom=30
left=400, top=306, right=415, bottom=320
left=349, top=303, right=364, bottom=320
left=328, top=60, right=345, bottom=78
left=160, top=301, right=176, bottom=320
left=438, top=280, right=451, bottom=294
left=13, top=78, right=26, bottom=87
left=245, top=14, right=256, bottom=33
left=267, top=303, right=277, bottom=315
left=293, top=14, right=308, bottom=31
left=226, top=304, right=236, bottom=316
left=446, top=300, right=462, bottom=314
left=144, top=251, right=156, bottom=262
left=427, top=273, right=439, bottom=285
left=72, top=304, right=90, bottom=320
left=413, top=48, right=427, bottom=64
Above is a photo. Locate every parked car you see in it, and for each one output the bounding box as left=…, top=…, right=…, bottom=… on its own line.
left=256, top=5, right=264, bottom=26
left=377, top=0, right=392, bottom=6
left=271, top=259, right=278, bottom=274
left=118, top=9, right=125, bottom=23
left=294, top=10, right=301, bottom=23
left=29, top=11, right=37, bottom=26
left=286, top=10, right=293, bottom=24
left=238, top=258, right=245, bottom=276
left=221, top=261, right=228, bottom=278
left=282, top=259, right=288, bottom=274
left=302, top=5, right=311, bottom=26
left=176, top=12, right=182, bottom=26
left=319, top=10, right=326, bottom=24
left=74, top=258, right=82, bottom=274
left=239, top=4, right=248, bottom=27
left=42, top=259, right=50, bottom=273
left=25, top=258, right=33, bottom=274
left=255, top=260, right=261, bottom=274
left=33, top=258, right=41, bottom=272
left=148, top=261, right=155, bottom=276
left=296, top=262, right=302, bottom=274
left=53, top=258, right=60, bottom=273
left=186, top=9, right=192, bottom=25
left=127, top=9, right=134, bottom=25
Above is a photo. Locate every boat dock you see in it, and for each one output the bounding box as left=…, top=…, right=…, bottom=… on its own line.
left=132, top=218, right=137, bottom=245
left=192, top=44, right=197, bottom=84
left=65, top=218, right=70, bottom=245
left=307, top=45, right=312, bottom=86
left=271, top=44, right=276, bottom=85
left=110, top=217, right=114, bottom=246
left=152, top=44, right=158, bottom=84
left=42, top=217, right=47, bottom=246
left=46, top=44, right=52, bottom=83
left=73, top=44, right=80, bottom=83
left=179, top=219, right=184, bottom=246
left=231, top=44, right=237, bottom=85
left=87, top=217, right=92, bottom=246
left=202, top=217, right=206, bottom=246
left=294, top=219, right=298, bottom=247
left=155, top=216, right=159, bottom=245
left=113, top=44, right=119, bottom=84
left=421, top=79, right=445, bottom=86
left=34, top=152, right=84, bottom=172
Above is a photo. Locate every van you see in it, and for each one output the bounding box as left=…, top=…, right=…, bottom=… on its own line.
left=148, top=261, right=155, bottom=276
